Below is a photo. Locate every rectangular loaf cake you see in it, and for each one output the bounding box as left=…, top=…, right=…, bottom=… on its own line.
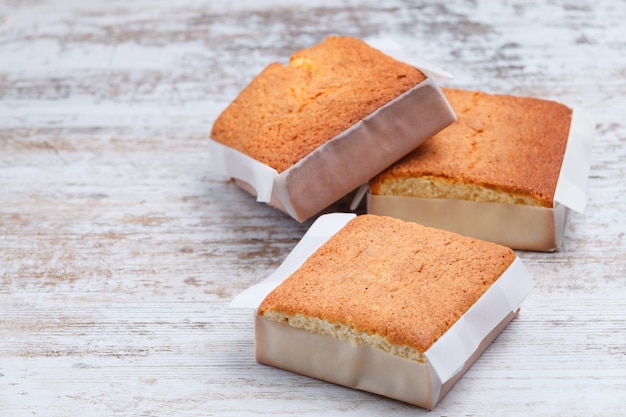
left=231, top=213, right=534, bottom=409
left=368, top=88, right=594, bottom=251
left=209, top=36, right=456, bottom=222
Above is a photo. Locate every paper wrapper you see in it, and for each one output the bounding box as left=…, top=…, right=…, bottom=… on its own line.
left=230, top=213, right=534, bottom=409
left=366, top=106, right=595, bottom=251
left=208, top=39, right=457, bottom=222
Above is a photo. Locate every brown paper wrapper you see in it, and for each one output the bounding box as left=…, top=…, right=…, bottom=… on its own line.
left=368, top=195, right=568, bottom=251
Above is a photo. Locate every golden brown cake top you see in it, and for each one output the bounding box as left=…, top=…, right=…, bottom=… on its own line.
left=210, top=36, right=426, bottom=173
left=258, top=214, right=516, bottom=353
left=370, top=88, right=573, bottom=207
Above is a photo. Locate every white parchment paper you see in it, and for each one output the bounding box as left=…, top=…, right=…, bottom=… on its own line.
left=554, top=106, right=596, bottom=213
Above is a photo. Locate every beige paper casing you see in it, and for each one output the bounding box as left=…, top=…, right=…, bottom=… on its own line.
left=208, top=40, right=457, bottom=222
left=230, top=213, right=534, bottom=409
left=366, top=107, right=595, bottom=251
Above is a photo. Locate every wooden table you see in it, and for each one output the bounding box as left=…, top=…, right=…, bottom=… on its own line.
left=1, top=1, right=625, bottom=415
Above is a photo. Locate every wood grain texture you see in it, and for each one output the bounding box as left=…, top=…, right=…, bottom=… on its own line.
left=1, top=0, right=625, bottom=416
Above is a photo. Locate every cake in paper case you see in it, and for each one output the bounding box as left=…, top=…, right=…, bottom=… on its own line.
left=366, top=88, right=595, bottom=251
left=231, top=213, right=534, bottom=409
left=209, top=36, right=456, bottom=222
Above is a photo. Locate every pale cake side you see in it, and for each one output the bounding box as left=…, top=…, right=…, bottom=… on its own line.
left=257, top=214, right=516, bottom=361
left=210, top=36, right=427, bottom=173
left=369, top=88, right=573, bottom=208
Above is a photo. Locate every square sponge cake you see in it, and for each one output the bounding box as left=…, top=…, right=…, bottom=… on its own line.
left=248, top=214, right=533, bottom=409
left=367, top=88, right=591, bottom=251
left=209, top=36, right=456, bottom=222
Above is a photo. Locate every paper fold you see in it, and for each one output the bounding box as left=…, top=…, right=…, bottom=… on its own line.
left=425, top=258, right=532, bottom=383
left=207, top=142, right=278, bottom=204
left=229, top=213, right=356, bottom=309
left=554, top=106, right=595, bottom=213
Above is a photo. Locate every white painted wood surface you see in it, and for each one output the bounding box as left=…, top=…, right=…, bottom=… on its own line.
left=1, top=1, right=625, bottom=415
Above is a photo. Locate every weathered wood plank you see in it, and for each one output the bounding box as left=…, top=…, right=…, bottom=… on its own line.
left=1, top=0, right=625, bottom=415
